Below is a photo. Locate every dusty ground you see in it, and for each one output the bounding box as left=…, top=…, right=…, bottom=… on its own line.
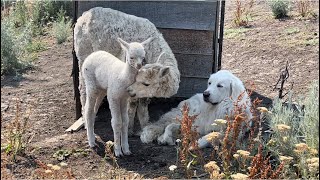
left=1, top=1, right=319, bottom=179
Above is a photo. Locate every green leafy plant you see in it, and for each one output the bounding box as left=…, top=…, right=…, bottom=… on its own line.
left=52, top=8, right=71, bottom=44
left=265, top=81, right=319, bottom=179
left=1, top=22, right=23, bottom=75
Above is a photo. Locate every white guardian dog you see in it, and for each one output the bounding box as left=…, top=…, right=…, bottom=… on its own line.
left=140, top=70, right=253, bottom=148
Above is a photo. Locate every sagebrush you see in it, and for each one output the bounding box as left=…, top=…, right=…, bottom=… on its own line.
left=52, top=8, right=72, bottom=44
left=269, top=0, right=290, bottom=19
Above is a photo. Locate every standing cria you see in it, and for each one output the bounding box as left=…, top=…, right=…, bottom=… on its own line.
left=82, top=37, right=153, bottom=156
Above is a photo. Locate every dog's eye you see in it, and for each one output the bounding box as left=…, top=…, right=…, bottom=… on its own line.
left=208, top=82, right=211, bottom=85
left=217, top=84, right=223, bottom=88
left=142, top=82, right=150, bottom=86
left=130, top=57, right=134, bottom=60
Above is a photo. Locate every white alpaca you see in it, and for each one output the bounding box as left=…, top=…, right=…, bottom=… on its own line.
left=74, top=7, right=180, bottom=134
left=82, top=37, right=153, bottom=156
left=140, top=70, right=253, bottom=148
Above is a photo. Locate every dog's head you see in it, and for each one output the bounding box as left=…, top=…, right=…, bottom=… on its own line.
left=203, top=70, right=245, bottom=105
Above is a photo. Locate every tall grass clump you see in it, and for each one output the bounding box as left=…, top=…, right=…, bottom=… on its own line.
left=269, top=0, right=290, bottom=19
left=52, top=8, right=72, bottom=44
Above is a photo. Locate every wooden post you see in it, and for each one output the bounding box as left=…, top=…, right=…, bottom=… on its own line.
left=217, top=0, right=225, bottom=71
left=72, top=0, right=82, bottom=120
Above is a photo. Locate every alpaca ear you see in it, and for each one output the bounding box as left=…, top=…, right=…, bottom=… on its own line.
left=156, top=51, right=166, bottom=63
left=159, top=67, right=170, bottom=78
left=141, top=37, right=154, bottom=47
left=118, top=38, right=130, bottom=50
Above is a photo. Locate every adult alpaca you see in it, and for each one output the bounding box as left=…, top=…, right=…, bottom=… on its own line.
left=140, top=70, right=253, bottom=148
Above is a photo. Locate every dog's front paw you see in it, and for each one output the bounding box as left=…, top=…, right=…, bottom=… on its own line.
left=140, top=130, right=153, bottom=144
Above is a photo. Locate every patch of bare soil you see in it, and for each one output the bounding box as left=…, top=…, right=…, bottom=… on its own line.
left=1, top=1, right=319, bottom=179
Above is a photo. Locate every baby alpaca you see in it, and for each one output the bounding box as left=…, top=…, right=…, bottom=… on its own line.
left=82, top=37, right=152, bottom=156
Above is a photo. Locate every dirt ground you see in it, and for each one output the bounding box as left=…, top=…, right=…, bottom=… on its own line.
left=1, top=1, right=319, bottom=179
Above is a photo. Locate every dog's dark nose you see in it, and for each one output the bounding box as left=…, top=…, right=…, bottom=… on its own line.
left=203, top=91, right=210, bottom=98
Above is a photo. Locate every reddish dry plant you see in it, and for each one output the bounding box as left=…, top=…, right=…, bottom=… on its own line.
left=233, top=0, right=255, bottom=27
left=220, top=81, right=263, bottom=174
left=249, top=145, right=285, bottom=179
left=297, top=0, right=312, bottom=17
left=221, top=96, right=249, bottom=173
left=178, top=103, right=202, bottom=177
left=33, top=160, right=75, bottom=179
left=4, top=99, right=31, bottom=162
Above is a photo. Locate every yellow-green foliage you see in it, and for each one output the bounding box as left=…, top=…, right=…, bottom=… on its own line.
left=52, top=8, right=72, bottom=44
left=269, top=0, right=290, bottom=19
left=302, top=81, right=319, bottom=150
left=266, top=81, right=319, bottom=179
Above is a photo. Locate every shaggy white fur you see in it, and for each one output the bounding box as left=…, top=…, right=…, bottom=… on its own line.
left=82, top=38, right=152, bottom=156
left=74, top=7, right=180, bottom=134
left=140, top=70, right=252, bottom=148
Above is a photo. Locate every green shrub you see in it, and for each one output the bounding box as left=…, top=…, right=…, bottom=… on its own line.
left=269, top=0, right=290, bottom=19
left=12, top=1, right=28, bottom=27
left=1, top=23, right=22, bottom=75
left=302, top=81, right=319, bottom=150
left=52, top=8, right=72, bottom=44
left=265, top=81, right=319, bottom=179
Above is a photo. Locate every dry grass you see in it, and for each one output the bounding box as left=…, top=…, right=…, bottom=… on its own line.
left=1, top=99, right=32, bottom=162
left=297, top=0, right=314, bottom=17
left=233, top=0, right=255, bottom=27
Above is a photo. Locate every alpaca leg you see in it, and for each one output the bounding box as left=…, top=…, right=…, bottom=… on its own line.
left=108, top=98, right=123, bottom=157
left=121, top=98, right=131, bottom=155
left=79, top=72, right=87, bottom=128
left=137, top=98, right=150, bottom=130
left=84, top=88, right=98, bottom=147
left=128, top=98, right=138, bottom=136
left=94, top=91, right=107, bottom=114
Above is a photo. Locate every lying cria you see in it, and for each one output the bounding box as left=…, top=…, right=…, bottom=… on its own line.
left=82, top=37, right=152, bottom=156
left=74, top=7, right=180, bottom=134
left=140, top=70, right=253, bottom=148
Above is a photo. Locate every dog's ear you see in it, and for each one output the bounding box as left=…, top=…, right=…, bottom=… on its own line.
left=230, top=79, right=245, bottom=100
